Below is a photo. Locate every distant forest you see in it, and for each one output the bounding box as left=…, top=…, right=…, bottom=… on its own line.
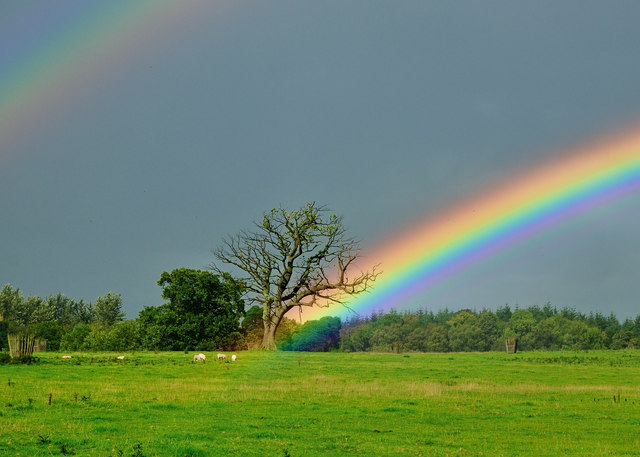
left=2, top=281, right=639, bottom=353
left=337, top=304, right=640, bottom=353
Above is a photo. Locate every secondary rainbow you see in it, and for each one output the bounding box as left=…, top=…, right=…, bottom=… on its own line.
left=0, top=1, right=213, bottom=163
left=300, top=128, right=640, bottom=321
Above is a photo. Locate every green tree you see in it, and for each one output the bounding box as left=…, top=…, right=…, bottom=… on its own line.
left=507, top=309, right=536, bottom=347
left=29, top=297, right=55, bottom=324
left=158, top=268, right=244, bottom=317
left=48, top=293, right=94, bottom=326
left=340, top=322, right=374, bottom=352
left=212, top=203, right=378, bottom=349
left=60, top=324, right=92, bottom=351
left=563, top=320, right=590, bottom=349
left=403, top=323, right=450, bottom=352
left=448, top=311, right=484, bottom=352
left=577, top=327, right=607, bottom=350
left=476, top=311, right=503, bottom=351
left=0, top=284, right=23, bottom=330
left=14, top=296, right=43, bottom=327
left=370, top=323, right=403, bottom=352
left=93, top=292, right=125, bottom=326
left=138, top=304, right=189, bottom=351
left=495, top=304, right=512, bottom=322
left=83, top=325, right=112, bottom=351
left=405, top=327, right=428, bottom=352
left=527, top=317, right=561, bottom=350
left=611, top=330, right=636, bottom=349
left=140, top=269, right=246, bottom=351
left=107, top=320, right=143, bottom=351
left=83, top=321, right=143, bottom=352
left=424, top=323, right=450, bottom=352
left=32, top=321, right=64, bottom=351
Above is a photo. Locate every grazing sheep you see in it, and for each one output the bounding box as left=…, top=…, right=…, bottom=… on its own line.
left=62, top=355, right=72, bottom=359
left=194, top=353, right=206, bottom=362
left=217, top=353, right=227, bottom=361
left=117, top=356, right=125, bottom=360
left=231, top=354, right=237, bottom=362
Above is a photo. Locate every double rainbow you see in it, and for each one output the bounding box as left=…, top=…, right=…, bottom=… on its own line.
left=4, top=5, right=639, bottom=323
left=303, top=128, right=640, bottom=321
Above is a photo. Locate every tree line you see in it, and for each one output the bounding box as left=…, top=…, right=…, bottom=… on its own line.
left=3, top=274, right=639, bottom=353
left=0, top=268, right=300, bottom=353
left=0, top=284, right=126, bottom=351
left=339, top=304, right=640, bottom=352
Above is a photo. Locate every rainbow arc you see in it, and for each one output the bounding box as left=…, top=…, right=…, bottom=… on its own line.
left=300, top=128, right=640, bottom=321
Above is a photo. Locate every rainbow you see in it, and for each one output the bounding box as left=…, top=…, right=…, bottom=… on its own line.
left=300, top=127, right=640, bottom=321
left=0, top=1, right=213, bottom=163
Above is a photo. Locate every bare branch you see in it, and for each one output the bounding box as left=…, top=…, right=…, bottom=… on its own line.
left=209, top=203, right=379, bottom=349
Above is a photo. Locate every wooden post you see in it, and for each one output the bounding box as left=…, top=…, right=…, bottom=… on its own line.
left=505, top=337, right=518, bottom=354
left=7, top=334, right=36, bottom=358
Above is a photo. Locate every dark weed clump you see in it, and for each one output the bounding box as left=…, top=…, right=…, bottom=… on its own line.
left=0, top=354, right=39, bottom=365
left=38, top=434, right=51, bottom=444
left=111, top=443, right=147, bottom=457
left=130, top=443, right=146, bottom=457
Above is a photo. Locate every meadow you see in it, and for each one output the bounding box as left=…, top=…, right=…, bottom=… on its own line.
left=1, top=350, right=639, bottom=457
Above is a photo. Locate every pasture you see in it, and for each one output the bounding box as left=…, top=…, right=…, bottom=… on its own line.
left=1, top=350, right=639, bottom=456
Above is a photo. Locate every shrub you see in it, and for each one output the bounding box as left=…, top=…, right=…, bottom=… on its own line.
left=60, top=323, right=92, bottom=351
left=31, top=321, right=64, bottom=351
left=0, top=321, right=8, bottom=351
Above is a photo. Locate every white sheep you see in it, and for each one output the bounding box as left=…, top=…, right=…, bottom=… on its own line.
left=194, top=353, right=206, bottom=362
left=231, top=354, right=237, bottom=362
left=62, top=355, right=72, bottom=359
left=217, top=353, right=227, bottom=361
left=117, top=355, right=125, bottom=360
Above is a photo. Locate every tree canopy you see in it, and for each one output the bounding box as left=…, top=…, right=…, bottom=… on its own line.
left=93, top=292, right=125, bottom=326
left=138, top=268, right=246, bottom=351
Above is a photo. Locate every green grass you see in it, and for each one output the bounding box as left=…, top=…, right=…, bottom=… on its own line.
left=1, top=350, right=639, bottom=456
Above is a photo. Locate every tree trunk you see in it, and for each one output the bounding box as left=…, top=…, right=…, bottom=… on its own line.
left=261, top=323, right=277, bottom=350
left=261, top=306, right=288, bottom=351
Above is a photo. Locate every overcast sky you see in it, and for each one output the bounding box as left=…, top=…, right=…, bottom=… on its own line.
left=2, top=1, right=640, bottom=319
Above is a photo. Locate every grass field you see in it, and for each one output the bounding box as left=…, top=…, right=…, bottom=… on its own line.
left=1, top=350, right=639, bottom=456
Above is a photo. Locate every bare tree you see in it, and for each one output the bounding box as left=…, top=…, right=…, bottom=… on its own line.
left=211, top=203, right=379, bottom=349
